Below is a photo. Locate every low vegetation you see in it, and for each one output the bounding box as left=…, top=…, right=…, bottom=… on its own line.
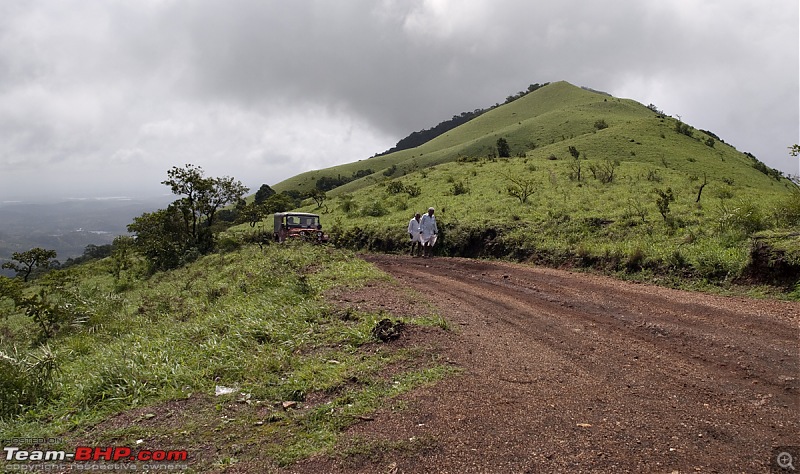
left=0, top=243, right=451, bottom=468
left=263, top=82, right=799, bottom=295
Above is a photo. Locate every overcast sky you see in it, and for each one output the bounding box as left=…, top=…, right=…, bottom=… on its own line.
left=1, top=0, right=798, bottom=202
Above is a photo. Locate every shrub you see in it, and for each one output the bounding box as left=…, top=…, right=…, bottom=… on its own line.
left=773, top=188, right=800, bottom=227
left=588, top=160, right=619, bottom=184
left=594, top=119, right=608, bottom=130
left=361, top=200, right=388, bottom=217
left=654, top=188, right=675, bottom=221
left=451, top=180, right=469, bottom=196
left=717, top=200, right=766, bottom=241
left=0, top=345, right=59, bottom=420
left=626, top=247, right=647, bottom=271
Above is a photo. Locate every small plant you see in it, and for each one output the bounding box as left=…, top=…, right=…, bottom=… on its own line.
left=588, top=160, right=619, bottom=184
left=386, top=180, right=406, bottom=194
left=568, top=146, right=580, bottom=159
left=504, top=174, right=536, bottom=204
left=404, top=184, right=422, bottom=197
left=382, top=164, right=397, bottom=177
left=451, top=180, right=469, bottom=196
left=654, top=187, right=675, bottom=222
left=568, top=158, right=582, bottom=182
left=594, top=119, right=608, bottom=130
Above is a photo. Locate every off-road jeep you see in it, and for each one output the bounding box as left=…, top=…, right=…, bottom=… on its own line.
left=273, top=212, right=330, bottom=243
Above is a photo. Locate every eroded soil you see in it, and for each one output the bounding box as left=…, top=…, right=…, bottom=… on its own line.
left=287, top=254, right=799, bottom=473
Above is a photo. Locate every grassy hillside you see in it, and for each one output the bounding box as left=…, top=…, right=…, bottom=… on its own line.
left=272, top=82, right=785, bottom=196
left=262, top=82, right=799, bottom=292
left=0, top=243, right=451, bottom=469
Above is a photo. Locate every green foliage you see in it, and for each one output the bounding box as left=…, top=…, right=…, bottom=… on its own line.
left=338, top=194, right=356, bottom=214
left=496, top=137, right=511, bottom=158
left=773, top=188, right=800, bottom=227
left=505, top=174, right=537, bottom=204
left=129, top=165, right=249, bottom=271
left=675, top=120, right=693, bottom=137
left=386, top=180, right=406, bottom=194
left=450, top=180, right=469, bottom=196
left=587, top=159, right=619, bottom=184
left=361, top=200, right=388, bottom=217
left=716, top=200, right=766, bottom=242
left=128, top=204, right=196, bottom=272
left=0, top=344, right=59, bottom=420
left=262, top=81, right=796, bottom=288
left=654, top=187, right=675, bottom=222
left=0, top=244, right=451, bottom=467
left=594, top=119, right=608, bottom=130
left=254, top=183, right=276, bottom=204
left=2, top=248, right=58, bottom=282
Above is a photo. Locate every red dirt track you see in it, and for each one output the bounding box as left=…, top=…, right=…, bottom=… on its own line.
left=291, top=254, right=799, bottom=473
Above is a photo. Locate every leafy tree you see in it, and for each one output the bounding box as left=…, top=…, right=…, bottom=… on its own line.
left=161, top=164, right=249, bottom=251
left=2, top=248, right=57, bottom=282
left=128, top=204, right=195, bottom=272
left=264, top=193, right=296, bottom=213
left=496, top=138, right=511, bottom=158
left=308, top=188, right=327, bottom=209
left=238, top=201, right=266, bottom=227
left=254, top=184, right=276, bottom=204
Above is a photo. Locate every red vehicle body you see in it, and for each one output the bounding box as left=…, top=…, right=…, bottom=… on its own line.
left=273, top=212, right=329, bottom=243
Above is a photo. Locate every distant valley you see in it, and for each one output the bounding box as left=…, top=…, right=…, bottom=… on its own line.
left=0, top=195, right=172, bottom=271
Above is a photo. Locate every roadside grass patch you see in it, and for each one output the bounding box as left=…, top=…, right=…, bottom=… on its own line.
left=0, top=242, right=454, bottom=470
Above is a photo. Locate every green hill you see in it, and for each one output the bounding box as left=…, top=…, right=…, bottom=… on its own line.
left=273, top=82, right=785, bottom=196
left=264, top=81, right=799, bottom=288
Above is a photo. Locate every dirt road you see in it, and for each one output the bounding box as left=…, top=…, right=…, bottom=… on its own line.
left=294, top=254, right=799, bottom=473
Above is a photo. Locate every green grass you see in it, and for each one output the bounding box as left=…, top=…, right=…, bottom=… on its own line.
left=256, top=82, right=798, bottom=293
left=0, top=242, right=453, bottom=470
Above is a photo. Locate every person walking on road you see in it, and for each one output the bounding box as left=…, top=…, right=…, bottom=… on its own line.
left=407, top=213, right=422, bottom=257
left=419, top=207, right=438, bottom=258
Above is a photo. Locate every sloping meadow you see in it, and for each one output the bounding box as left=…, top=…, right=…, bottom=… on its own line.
left=0, top=243, right=452, bottom=467
left=294, top=152, right=798, bottom=292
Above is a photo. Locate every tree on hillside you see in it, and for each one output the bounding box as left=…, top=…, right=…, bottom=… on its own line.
left=497, top=138, right=511, bottom=158
left=504, top=174, right=536, bottom=204
left=308, top=188, right=327, bottom=209
left=2, top=248, right=57, bottom=282
left=254, top=184, right=276, bottom=204
left=161, top=164, right=249, bottom=251
left=128, top=204, right=195, bottom=272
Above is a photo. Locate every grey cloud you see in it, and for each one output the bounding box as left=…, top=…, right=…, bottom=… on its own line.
left=0, top=0, right=796, bottom=201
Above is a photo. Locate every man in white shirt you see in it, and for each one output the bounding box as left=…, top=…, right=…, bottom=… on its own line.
left=419, top=207, right=438, bottom=258
left=407, top=213, right=421, bottom=257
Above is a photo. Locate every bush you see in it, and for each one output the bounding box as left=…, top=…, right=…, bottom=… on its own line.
left=717, top=200, right=766, bottom=241
left=0, top=345, right=59, bottom=420
left=773, top=188, right=800, bottom=227
left=451, top=180, right=469, bottom=196
left=361, top=200, right=388, bottom=217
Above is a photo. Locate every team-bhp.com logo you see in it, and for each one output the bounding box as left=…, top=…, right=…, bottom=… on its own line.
left=5, top=446, right=187, bottom=462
